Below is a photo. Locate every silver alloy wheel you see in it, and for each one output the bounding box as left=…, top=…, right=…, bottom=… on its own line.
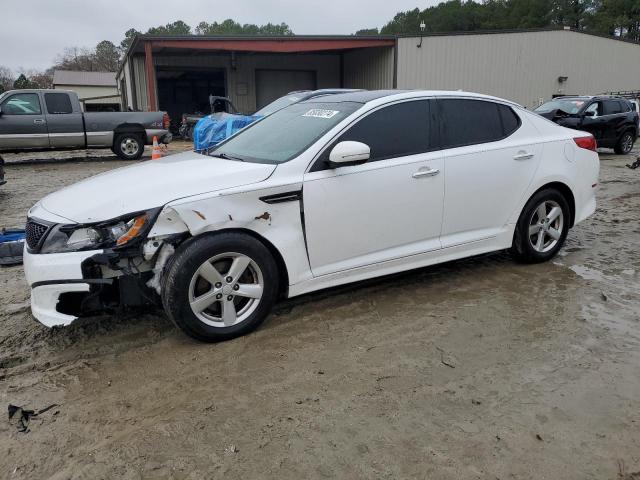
left=621, top=133, right=633, bottom=153
left=121, top=137, right=140, bottom=157
left=528, top=200, right=564, bottom=253
left=188, top=252, right=264, bottom=327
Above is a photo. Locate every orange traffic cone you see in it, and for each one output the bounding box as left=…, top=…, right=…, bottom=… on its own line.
left=151, top=136, right=162, bottom=160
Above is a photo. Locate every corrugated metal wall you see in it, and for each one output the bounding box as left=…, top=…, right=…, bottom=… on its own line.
left=132, top=56, right=148, bottom=111
left=397, top=30, right=640, bottom=109
left=343, top=47, right=395, bottom=89
left=151, top=53, right=341, bottom=113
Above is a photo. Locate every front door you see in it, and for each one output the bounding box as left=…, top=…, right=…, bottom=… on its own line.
left=303, top=99, right=444, bottom=277
left=0, top=92, right=49, bottom=149
left=580, top=101, right=607, bottom=144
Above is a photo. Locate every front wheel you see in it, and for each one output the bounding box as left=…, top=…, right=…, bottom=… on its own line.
left=161, top=233, right=279, bottom=342
left=113, top=133, right=144, bottom=160
left=511, top=189, right=570, bottom=263
left=614, top=131, right=634, bottom=155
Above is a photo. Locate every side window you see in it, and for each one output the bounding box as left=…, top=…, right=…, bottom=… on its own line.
left=44, top=93, right=73, bottom=114
left=584, top=102, right=601, bottom=117
left=439, top=99, right=517, bottom=149
left=498, top=104, right=520, bottom=137
left=603, top=100, right=623, bottom=115
left=0, top=93, right=42, bottom=115
left=323, top=100, right=432, bottom=165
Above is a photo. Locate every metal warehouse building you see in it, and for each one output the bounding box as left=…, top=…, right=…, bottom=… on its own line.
left=117, top=27, right=640, bottom=122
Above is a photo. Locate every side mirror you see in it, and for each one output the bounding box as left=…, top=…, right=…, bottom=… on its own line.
left=584, top=110, right=596, bottom=117
left=328, top=141, right=370, bottom=167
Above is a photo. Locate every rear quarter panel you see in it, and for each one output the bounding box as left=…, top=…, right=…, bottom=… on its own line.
left=513, top=112, right=599, bottom=226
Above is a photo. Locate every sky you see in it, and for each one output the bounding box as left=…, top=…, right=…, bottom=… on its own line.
left=0, top=0, right=432, bottom=72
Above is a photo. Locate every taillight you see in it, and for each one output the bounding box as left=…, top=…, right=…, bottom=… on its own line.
left=163, top=112, right=171, bottom=129
left=574, top=136, right=597, bottom=152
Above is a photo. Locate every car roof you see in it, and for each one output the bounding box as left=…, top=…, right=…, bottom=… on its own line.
left=300, top=89, right=521, bottom=107
left=555, top=95, right=632, bottom=102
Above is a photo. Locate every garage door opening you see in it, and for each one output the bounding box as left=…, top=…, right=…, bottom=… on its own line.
left=256, top=69, right=317, bottom=109
left=156, top=68, right=226, bottom=132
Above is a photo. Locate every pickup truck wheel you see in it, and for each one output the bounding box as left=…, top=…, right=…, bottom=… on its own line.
left=114, top=133, right=144, bottom=160
left=614, top=131, right=634, bottom=155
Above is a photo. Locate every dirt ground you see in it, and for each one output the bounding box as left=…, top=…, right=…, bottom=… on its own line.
left=0, top=144, right=639, bottom=480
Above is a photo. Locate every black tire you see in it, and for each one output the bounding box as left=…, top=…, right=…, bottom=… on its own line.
left=113, top=133, right=144, bottom=160
left=614, top=130, right=635, bottom=155
left=161, top=233, right=279, bottom=342
left=511, top=188, right=570, bottom=263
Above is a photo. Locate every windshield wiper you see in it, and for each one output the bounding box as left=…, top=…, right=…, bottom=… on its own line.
left=213, top=152, right=245, bottom=162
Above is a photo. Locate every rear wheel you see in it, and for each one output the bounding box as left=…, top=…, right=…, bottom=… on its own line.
left=614, top=130, right=634, bottom=154
left=113, top=133, right=144, bottom=160
left=161, top=233, right=279, bottom=342
left=511, top=189, right=570, bottom=263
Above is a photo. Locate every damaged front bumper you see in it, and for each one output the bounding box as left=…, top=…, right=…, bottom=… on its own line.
left=24, top=246, right=159, bottom=327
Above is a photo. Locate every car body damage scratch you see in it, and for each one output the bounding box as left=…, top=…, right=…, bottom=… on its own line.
left=255, top=212, right=271, bottom=221
left=193, top=210, right=206, bottom=220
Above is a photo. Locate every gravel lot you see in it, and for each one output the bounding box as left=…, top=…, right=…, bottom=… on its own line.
left=0, top=145, right=639, bottom=479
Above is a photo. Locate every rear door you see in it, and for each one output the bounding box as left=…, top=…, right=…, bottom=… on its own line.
left=43, top=92, right=84, bottom=148
left=437, top=98, right=542, bottom=247
left=0, top=92, right=49, bottom=149
left=602, top=99, right=627, bottom=144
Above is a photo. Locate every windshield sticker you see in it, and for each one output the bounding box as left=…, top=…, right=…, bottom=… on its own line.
left=303, top=109, right=340, bottom=119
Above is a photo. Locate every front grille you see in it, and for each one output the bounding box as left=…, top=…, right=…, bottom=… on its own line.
left=25, top=220, right=49, bottom=250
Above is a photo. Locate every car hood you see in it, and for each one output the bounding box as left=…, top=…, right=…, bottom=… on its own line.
left=39, top=151, right=276, bottom=223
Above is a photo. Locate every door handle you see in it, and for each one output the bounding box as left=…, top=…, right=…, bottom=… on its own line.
left=33, top=119, right=46, bottom=125
left=513, top=152, right=534, bottom=161
left=413, top=168, right=440, bottom=178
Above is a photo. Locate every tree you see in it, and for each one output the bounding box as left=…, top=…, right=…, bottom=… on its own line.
left=146, top=20, right=192, bottom=36
left=0, top=66, right=13, bottom=93
left=355, top=28, right=381, bottom=35
left=120, top=28, right=142, bottom=54
left=13, top=74, right=38, bottom=89
left=95, top=40, right=120, bottom=71
left=195, top=19, right=293, bottom=35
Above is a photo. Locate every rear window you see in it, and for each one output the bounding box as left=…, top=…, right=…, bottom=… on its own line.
left=603, top=100, right=623, bottom=115
left=44, top=93, right=73, bottom=114
left=439, top=99, right=521, bottom=148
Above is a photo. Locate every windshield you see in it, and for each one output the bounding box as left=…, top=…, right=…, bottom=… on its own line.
left=253, top=93, right=310, bottom=117
left=535, top=98, right=587, bottom=114
left=211, top=101, right=361, bottom=164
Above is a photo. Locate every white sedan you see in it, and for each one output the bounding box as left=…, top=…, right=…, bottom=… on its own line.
left=23, top=90, right=599, bottom=342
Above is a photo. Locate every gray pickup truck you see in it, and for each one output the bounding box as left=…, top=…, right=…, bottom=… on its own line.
left=0, top=89, right=171, bottom=160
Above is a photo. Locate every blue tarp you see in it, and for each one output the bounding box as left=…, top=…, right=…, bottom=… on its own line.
left=193, top=113, right=262, bottom=152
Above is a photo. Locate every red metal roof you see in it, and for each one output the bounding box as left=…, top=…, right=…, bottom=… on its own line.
left=147, top=37, right=395, bottom=53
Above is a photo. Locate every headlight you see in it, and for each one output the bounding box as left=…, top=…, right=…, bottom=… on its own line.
left=40, top=212, right=152, bottom=254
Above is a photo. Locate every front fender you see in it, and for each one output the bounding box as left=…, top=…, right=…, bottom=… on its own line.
left=147, top=185, right=312, bottom=287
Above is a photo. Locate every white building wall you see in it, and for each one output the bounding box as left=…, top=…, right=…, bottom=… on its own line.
left=53, top=84, right=119, bottom=103
left=397, top=29, right=640, bottom=109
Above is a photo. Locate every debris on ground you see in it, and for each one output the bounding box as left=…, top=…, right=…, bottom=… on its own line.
left=436, top=347, right=456, bottom=368
left=7, top=404, right=59, bottom=433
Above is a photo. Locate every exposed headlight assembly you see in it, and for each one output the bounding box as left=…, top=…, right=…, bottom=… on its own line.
left=40, top=211, right=156, bottom=254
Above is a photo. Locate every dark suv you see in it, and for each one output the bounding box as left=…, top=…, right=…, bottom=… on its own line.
left=535, top=96, right=639, bottom=154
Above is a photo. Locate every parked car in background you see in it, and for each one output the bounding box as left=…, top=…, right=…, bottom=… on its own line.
left=535, top=96, right=639, bottom=154
left=24, top=90, right=599, bottom=342
left=0, top=90, right=172, bottom=160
